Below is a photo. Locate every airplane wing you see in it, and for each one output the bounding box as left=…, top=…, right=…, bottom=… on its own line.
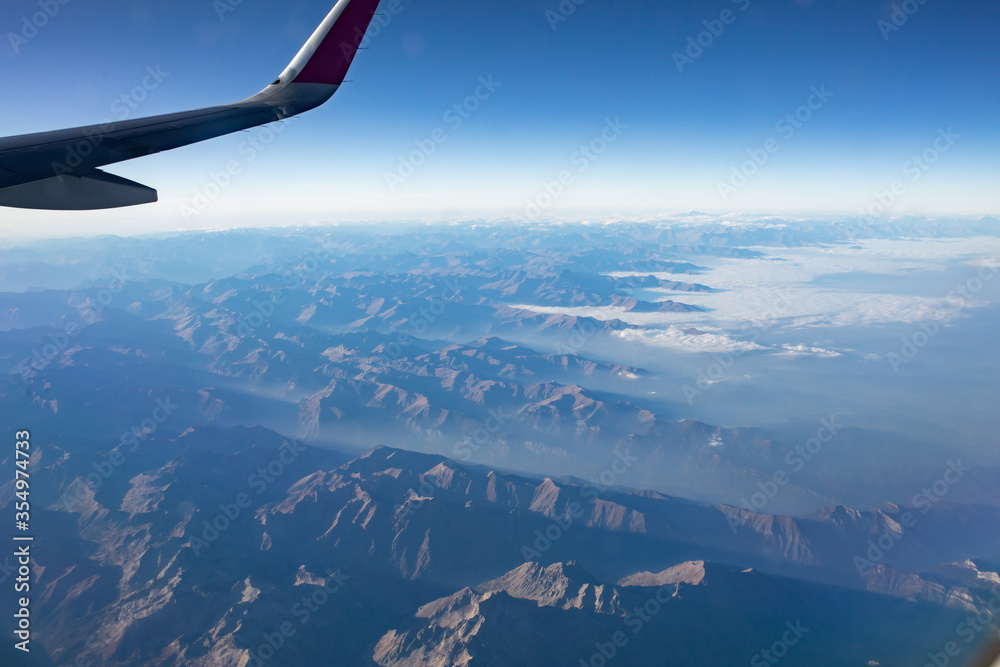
left=0, top=0, right=382, bottom=211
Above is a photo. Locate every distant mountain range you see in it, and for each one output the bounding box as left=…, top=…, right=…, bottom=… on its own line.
left=2, top=222, right=999, bottom=666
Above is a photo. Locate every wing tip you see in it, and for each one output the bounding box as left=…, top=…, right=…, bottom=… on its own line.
left=285, top=0, right=383, bottom=87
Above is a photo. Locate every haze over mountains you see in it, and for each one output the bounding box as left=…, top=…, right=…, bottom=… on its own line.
left=1, top=218, right=999, bottom=665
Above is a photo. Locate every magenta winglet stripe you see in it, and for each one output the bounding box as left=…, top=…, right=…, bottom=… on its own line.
left=293, top=0, right=384, bottom=86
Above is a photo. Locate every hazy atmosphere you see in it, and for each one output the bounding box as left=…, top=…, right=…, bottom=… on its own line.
left=1, top=1, right=998, bottom=666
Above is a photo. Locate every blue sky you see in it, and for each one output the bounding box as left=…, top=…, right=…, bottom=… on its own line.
left=0, top=0, right=997, bottom=236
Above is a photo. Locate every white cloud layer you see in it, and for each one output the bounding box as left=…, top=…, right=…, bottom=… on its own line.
left=512, top=237, right=1000, bottom=355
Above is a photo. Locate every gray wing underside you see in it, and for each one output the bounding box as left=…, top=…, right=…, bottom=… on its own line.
left=0, top=81, right=336, bottom=210
left=0, top=103, right=283, bottom=191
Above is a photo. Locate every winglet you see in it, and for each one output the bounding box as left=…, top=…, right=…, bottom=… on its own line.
left=277, top=0, right=383, bottom=87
